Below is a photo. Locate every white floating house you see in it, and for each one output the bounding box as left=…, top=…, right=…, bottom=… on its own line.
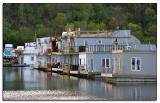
left=18, top=42, right=36, bottom=66
left=34, top=37, right=52, bottom=69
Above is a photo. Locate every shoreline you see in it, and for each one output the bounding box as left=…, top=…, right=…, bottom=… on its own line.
left=3, top=90, right=98, bottom=100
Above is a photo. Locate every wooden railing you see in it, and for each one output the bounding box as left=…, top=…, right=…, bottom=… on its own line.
left=62, top=44, right=156, bottom=53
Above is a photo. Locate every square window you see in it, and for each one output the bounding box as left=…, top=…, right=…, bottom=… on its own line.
left=98, top=40, right=102, bottom=44
left=102, top=58, right=110, bottom=68
left=131, top=57, right=141, bottom=71
left=31, top=56, right=34, bottom=61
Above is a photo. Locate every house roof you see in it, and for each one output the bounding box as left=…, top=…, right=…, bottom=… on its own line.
left=62, top=30, right=131, bottom=38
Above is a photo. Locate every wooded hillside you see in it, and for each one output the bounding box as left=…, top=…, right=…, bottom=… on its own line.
left=3, top=3, right=157, bottom=47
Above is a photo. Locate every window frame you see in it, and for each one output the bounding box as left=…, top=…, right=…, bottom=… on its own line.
left=131, top=57, right=141, bottom=71
left=101, top=58, right=110, bottom=68
left=105, top=58, right=110, bottom=68
left=31, top=56, right=34, bottom=61
left=98, top=40, right=102, bottom=45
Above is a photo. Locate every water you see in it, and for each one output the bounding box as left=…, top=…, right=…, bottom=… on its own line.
left=3, top=67, right=157, bottom=100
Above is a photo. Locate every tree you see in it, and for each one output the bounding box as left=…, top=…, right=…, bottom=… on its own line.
left=54, top=13, right=67, bottom=34
left=65, top=23, right=74, bottom=31
left=87, top=22, right=98, bottom=30
left=3, top=3, right=157, bottom=46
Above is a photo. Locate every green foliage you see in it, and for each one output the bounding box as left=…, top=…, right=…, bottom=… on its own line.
left=3, top=3, right=157, bottom=47
left=87, top=22, right=97, bottom=30
left=65, top=23, right=74, bottom=31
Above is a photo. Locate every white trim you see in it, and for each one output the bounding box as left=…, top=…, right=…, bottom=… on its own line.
left=118, top=58, right=121, bottom=70
left=105, top=58, right=110, bottom=68
left=113, top=57, right=116, bottom=69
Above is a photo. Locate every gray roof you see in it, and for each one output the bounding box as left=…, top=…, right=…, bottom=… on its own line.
left=112, top=30, right=131, bottom=37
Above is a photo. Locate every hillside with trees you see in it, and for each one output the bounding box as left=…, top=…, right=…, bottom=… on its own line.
left=3, top=3, right=157, bottom=47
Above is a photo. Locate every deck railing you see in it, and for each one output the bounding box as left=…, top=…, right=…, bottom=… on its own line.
left=23, top=50, right=35, bottom=54
left=62, top=44, right=156, bottom=53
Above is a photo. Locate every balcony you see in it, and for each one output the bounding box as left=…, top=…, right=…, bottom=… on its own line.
left=62, top=44, right=154, bottom=54
left=62, top=46, right=79, bottom=54
left=86, top=45, right=113, bottom=52
left=44, top=48, right=52, bottom=55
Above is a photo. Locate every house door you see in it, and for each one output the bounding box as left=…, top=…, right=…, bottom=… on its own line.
left=113, top=58, right=120, bottom=72
left=21, top=57, right=23, bottom=64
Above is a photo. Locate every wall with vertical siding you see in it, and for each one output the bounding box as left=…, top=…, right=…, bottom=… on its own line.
left=113, top=51, right=157, bottom=76
left=84, top=53, right=112, bottom=72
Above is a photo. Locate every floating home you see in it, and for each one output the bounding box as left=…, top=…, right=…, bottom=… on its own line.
left=22, top=29, right=156, bottom=82
left=101, top=44, right=157, bottom=82
left=34, top=37, right=52, bottom=69
left=60, top=30, right=132, bottom=76
left=59, top=29, right=156, bottom=81
left=18, top=42, right=36, bottom=66
left=34, top=37, right=62, bottom=71
left=3, top=44, right=15, bottom=59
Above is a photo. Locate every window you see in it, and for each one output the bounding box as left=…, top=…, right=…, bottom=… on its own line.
left=80, top=59, right=81, bottom=65
left=31, top=56, right=34, bottom=61
left=102, top=59, right=105, bottom=67
left=105, top=59, right=110, bottom=68
left=132, top=58, right=135, bottom=70
left=137, top=58, right=141, bottom=70
left=52, top=58, right=55, bottom=63
left=84, top=40, right=88, bottom=46
left=102, top=58, right=110, bottom=68
left=131, top=57, right=141, bottom=71
left=98, top=40, right=102, bottom=44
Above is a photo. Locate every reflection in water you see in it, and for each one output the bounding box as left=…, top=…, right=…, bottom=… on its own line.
left=3, top=67, right=157, bottom=100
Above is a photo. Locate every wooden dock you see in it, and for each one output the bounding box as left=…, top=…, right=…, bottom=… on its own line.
left=70, top=70, right=79, bottom=77
left=101, top=73, right=157, bottom=83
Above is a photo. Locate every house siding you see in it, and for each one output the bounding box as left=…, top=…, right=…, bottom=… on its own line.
left=113, top=51, right=157, bottom=76
left=79, top=53, right=112, bottom=72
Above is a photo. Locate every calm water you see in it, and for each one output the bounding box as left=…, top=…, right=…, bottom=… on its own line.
left=3, top=67, right=157, bottom=100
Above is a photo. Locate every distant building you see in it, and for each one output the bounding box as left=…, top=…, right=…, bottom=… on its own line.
left=34, top=37, right=52, bottom=69
left=18, top=42, right=36, bottom=66
left=3, top=44, right=14, bottom=58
